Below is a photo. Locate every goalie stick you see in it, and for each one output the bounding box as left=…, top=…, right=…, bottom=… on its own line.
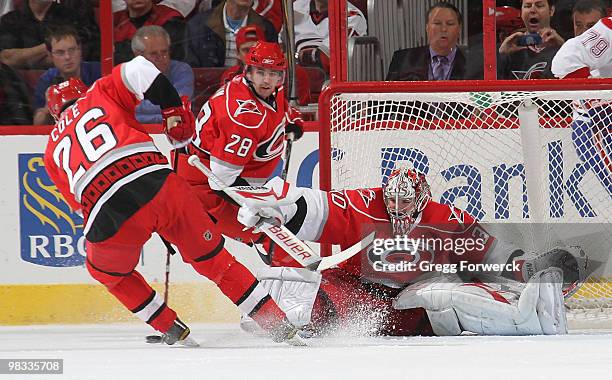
left=188, top=155, right=374, bottom=271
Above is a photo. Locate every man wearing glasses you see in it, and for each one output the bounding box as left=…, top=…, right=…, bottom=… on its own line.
left=130, top=25, right=193, bottom=124
left=33, top=26, right=100, bottom=125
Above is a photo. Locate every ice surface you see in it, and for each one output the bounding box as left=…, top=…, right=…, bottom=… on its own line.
left=1, top=323, right=612, bottom=380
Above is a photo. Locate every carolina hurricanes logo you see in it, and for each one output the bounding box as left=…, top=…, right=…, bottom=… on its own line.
left=357, top=189, right=377, bottom=208
left=367, top=246, right=422, bottom=271
left=511, top=61, right=548, bottom=79
left=254, top=124, right=285, bottom=161
left=234, top=99, right=262, bottom=117
left=447, top=207, right=466, bottom=226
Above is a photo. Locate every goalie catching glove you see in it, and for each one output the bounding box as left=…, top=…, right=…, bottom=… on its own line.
left=235, top=177, right=303, bottom=232
left=161, top=96, right=194, bottom=147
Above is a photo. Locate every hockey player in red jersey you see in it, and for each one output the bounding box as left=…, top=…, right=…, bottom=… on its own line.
left=235, top=168, right=578, bottom=336
left=43, top=57, right=303, bottom=346
left=175, top=41, right=303, bottom=261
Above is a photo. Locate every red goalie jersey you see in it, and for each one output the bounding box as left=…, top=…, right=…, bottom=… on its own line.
left=282, top=187, right=496, bottom=288
left=187, top=74, right=303, bottom=188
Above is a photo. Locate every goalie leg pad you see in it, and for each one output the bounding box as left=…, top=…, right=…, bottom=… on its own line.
left=254, top=267, right=322, bottom=327
left=393, top=269, right=567, bottom=336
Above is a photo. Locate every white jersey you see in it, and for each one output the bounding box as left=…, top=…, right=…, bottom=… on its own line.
left=291, top=0, right=367, bottom=56
left=552, top=17, right=612, bottom=79
left=552, top=18, right=612, bottom=119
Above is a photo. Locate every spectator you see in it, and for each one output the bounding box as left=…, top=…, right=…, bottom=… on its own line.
left=112, top=0, right=197, bottom=18
left=0, top=0, right=14, bottom=17
left=33, top=26, right=101, bottom=125
left=57, top=0, right=99, bottom=40
left=292, top=0, right=367, bottom=74
left=253, top=0, right=282, bottom=33
left=386, top=2, right=480, bottom=81
left=220, top=24, right=311, bottom=105
left=0, top=62, right=33, bottom=125
left=496, top=6, right=524, bottom=43
left=0, top=0, right=100, bottom=69
left=132, top=25, right=193, bottom=124
left=207, top=0, right=283, bottom=31
left=497, top=0, right=565, bottom=79
left=113, top=0, right=186, bottom=64
left=572, top=0, right=607, bottom=36
left=185, top=0, right=277, bottom=68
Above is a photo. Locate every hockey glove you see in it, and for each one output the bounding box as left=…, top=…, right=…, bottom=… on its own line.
left=162, top=96, right=194, bottom=147
left=285, top=123, right=303, bottom=141
left=234, top=176, right=303, bottom=231
left=238, top=205, right=285, bottom=232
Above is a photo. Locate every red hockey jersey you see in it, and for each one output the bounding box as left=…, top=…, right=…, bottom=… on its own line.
left=44, top=56, right=172, bottom=241
left=300, top=188, right=495, bottom=288
left=188, top=74, right=303, bottom=188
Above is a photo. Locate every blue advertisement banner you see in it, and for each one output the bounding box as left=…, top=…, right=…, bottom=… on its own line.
left=18, top=153, right=85, bottom=267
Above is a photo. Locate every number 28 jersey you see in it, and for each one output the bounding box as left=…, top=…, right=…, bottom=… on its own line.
left=188, top=75, right=303, bottom=187
left=43, top=56, right=172, bottom=242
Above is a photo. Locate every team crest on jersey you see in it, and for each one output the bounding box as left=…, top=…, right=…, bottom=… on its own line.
left=356, top=189, right=377, bottom=208
left=447, top=207, right=466, bottom=226
left=254, top=124, right=285, bottom=161
left=511, top=61, right=548, bottom=79
left=234, top=99, right=263, bottom=117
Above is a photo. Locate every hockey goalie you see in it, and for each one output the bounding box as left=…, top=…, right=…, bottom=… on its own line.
left=235, top=167, right=586, bottom=337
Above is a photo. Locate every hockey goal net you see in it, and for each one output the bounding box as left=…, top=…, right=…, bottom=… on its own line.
left=318, top=80, right=612, bottom=322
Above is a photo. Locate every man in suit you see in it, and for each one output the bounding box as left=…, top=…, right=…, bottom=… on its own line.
left=386, top=2, right=481, bottom=81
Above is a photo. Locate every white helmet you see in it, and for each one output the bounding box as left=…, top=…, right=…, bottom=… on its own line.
left=383, top=167, right=431, bottom=235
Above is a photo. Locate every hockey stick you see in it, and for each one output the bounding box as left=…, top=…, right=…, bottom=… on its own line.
left=160, top=237, right=175, bottom=304
left=146, top=151, right=179, bottom=345
left=188, top=155, right=373, bottom=271
left=264, top=137, right=294, bottom=264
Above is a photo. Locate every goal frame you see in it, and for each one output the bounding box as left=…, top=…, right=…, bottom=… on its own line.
left=318, top=78, right=612, bottom=193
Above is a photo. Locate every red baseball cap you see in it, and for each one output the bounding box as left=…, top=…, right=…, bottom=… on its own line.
left=236, top=25, right=265, bottom=51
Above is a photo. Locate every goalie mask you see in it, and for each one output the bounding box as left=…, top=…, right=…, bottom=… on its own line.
left=383, top=168, right=431, bottom=235
left=47, top=78, right=88, bottom=121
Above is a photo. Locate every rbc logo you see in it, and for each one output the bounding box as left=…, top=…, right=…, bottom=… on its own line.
left=19, top=154, right=85, bottom=267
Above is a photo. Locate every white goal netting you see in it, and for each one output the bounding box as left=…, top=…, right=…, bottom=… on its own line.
left=324, top=88, right=612, bottom=318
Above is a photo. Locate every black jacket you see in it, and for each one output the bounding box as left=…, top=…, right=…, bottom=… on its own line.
left=386, top=45, right=481, bottom=81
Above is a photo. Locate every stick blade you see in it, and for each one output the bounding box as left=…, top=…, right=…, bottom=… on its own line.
left=314, top=232, right=376, bottom=271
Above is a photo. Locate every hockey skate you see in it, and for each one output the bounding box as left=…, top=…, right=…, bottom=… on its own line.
left=239, top=313, right=267, bottom=336
left=162, top=319, right=200, bottom=347
left=268, top=318, right=307, bottom=346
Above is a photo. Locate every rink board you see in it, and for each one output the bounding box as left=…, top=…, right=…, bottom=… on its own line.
left=0, top=133, right=320, bottom=324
